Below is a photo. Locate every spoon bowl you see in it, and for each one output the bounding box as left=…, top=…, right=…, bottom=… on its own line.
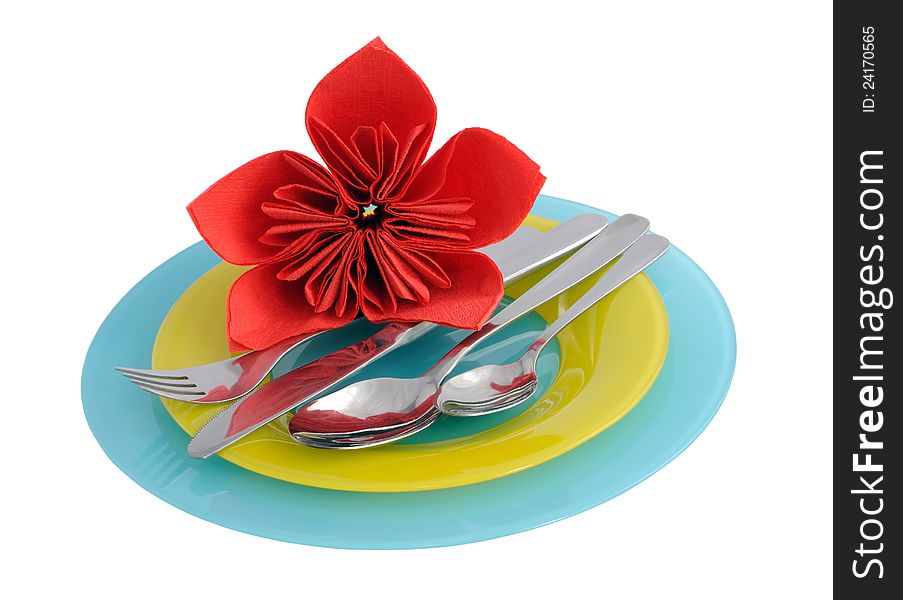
left=435, top=235, right=670, bottom=418
left=434, top=351, right=539, bottom=414
left=291, top=375, right=439, bottom=437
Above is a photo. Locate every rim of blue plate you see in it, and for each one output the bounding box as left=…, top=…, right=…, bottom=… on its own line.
left=81, top=195, right=736, bottom=549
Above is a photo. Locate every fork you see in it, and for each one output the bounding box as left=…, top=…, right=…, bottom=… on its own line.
left=114, top=224, right=546, bottom=403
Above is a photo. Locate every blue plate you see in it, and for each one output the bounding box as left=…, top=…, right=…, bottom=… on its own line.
left=82, top=195, right=736, bottom=549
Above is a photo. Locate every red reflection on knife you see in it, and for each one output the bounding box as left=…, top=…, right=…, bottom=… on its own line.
left=192, top=332, right=315, bottom=403
left=225, top=323, right=412, bottom=436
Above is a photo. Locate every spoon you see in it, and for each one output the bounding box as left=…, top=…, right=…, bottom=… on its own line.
left=437, top=234, right=670, bottom=416
left=293, top=234, right=667, bottom=447
left=294, top=234, right=667, bottom=448
left=288, top=215, right=651, bottom=447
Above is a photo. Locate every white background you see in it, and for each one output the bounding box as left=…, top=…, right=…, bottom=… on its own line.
left=1, top=1, right=832, bottom=597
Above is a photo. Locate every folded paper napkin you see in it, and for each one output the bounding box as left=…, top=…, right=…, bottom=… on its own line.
left=188, top=37, right=545, bottom=351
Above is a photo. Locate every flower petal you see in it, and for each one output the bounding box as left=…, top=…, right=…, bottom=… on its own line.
left=308, top=118, right=375, bottom=195
left=187, top=151, right=338, bottom=264
left=400, top=128, right=545, bottom=249
left=257, top=183, right=352, bottom=247
left=227, top=262, right=356, bottom=350
left=384, top=195, right=475, bottom=246
left=306, top=38, right=436, bottom=195
left=302, top=232, right=363, bottom=317
left=360, top=250, right=503, bottom=329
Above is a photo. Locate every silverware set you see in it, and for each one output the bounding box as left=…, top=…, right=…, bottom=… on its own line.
left=117, top=213, right=669, bottom=456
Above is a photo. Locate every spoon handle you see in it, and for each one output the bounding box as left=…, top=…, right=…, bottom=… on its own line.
left=533, top=234, right=671, bottom=353
left=426, top=214, right=650, bottom=381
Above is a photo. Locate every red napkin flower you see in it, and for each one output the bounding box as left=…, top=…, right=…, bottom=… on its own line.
left=188, top=38, right=545, bottom=351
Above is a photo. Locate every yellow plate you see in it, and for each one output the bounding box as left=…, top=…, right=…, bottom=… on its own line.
left=153, top=215, right=669, bottom=492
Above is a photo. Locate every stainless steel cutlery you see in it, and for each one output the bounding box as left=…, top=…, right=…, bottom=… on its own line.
left=437, top=234, right=670, bottom=417
left=186, top=214, right=610, bottom=458
left=114, top=224, right=549, bottom=403
left=288, top=216, right=657, bottom=449
left=118, top=212, right=671, bottom=456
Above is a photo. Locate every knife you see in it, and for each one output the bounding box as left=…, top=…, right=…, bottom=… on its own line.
left=188, top=213, right=610, bottom=458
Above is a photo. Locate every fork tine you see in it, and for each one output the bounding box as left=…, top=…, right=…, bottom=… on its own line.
left=119, top=372, right=199, bottom=389
left=114, top=366, right=190, bottom=381
left=133, top=382, right=207, bottom=401
left=119, top=372, right=197, bottom=392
